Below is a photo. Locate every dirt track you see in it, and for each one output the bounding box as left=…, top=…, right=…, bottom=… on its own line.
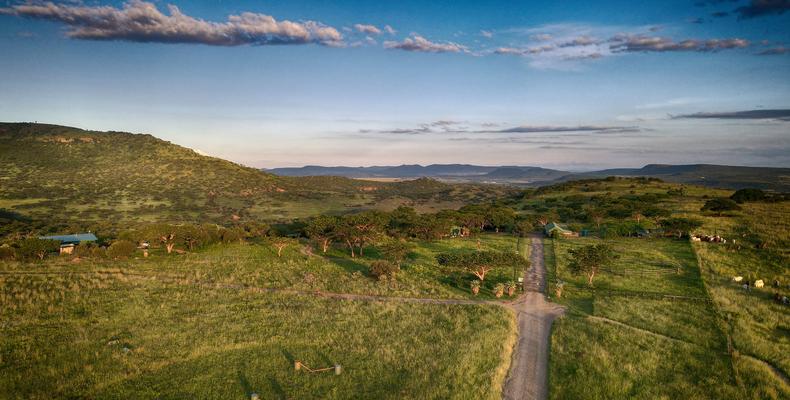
left=502, top=235, right=564, bottom=400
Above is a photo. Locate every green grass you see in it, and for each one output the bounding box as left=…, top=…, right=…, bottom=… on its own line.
left=690, top=201, right=790, bottom=398
left=0, top=233, right=524, bottom=302
left=0, top=266, right=516, bottom=399
left=547, top=236, right=743, bottom=399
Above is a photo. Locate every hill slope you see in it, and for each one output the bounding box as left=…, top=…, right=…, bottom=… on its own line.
left=0, top=123, right=509, bottom=234
left=559, top=164, right=790, bottom=191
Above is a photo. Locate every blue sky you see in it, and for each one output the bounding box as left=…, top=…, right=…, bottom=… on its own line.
left=1, top=0, right=789, bottom=170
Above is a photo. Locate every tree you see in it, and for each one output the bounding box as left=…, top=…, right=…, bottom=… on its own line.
left=457, top=211, right=486, bottom=233
left=659, top=217, right=702, bottom=239
left=701, top=198, right=741, bottom=216
left=387, top=206, right=418, bottom=237
left=586, top=208, right=604, bottom=229
left=513, top=218, right=535, bottom=237
left=437, top=251, right=528, bottom=282
left=305, top=215, right=338, bottom=253
left=107, top=240, right=136, bottom=259
left=270, top=237, right=291, bottom=257
left=15, top=238, right=60, bottom=260
left=730, top=188, right=766, bottom=203
left=160, top=233, right=176, bottom=253
left=568, top=244, right=618, bottom=286
left=335, top=212, right=385, bottom=257
left=488, top=206, right=516, bottom=233
left=411, top=215, right=452, bottom=240
left=378, top=239, right=414, bottom=266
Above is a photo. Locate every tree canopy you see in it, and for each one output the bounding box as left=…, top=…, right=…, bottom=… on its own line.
left=567, top=244, right=618, bottom=286
left=436, top=250, right=528, bottom=281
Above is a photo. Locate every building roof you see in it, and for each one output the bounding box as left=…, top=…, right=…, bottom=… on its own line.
left=39, top=233, right=98, bottom=245
left=544, top=222, right=569, bottom=233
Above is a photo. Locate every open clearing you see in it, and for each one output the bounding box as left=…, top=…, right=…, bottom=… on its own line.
left=0, top=268, right=516, bottom=399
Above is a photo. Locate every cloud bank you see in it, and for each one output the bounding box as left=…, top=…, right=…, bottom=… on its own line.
left=3, top=0, right=343, bottom=46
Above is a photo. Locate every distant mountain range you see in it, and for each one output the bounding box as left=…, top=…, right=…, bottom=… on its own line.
left=267, top=164, right=790, bottom=191
left=266, top=164, right=569, bottom=182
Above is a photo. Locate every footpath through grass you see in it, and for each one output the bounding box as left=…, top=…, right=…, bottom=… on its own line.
left=546, top=236, right=743, bottom=399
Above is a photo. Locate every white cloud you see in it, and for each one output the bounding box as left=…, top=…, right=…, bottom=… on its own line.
left=353, top=23, right=381, bottom=35
left=384, top=34, right=469, bottom=53
left=4, top=0, right=343, bottom=46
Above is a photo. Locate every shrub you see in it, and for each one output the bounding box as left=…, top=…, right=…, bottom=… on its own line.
left=74, top=242, right=98, bottom=258
left=107, top=240, right=137, bottom=259
left=0, top=246, right=15, bottom=260
left=91, top=246, right=107, bottom=258
left=369, top=260, right=399, bottom=279
left=15, top=238, right=60, bottom=260
left=470, top=280, right=481, bottom=295
left=730, top=188, right=766, bottom=203
left=701, top=198, right=741, bottom=216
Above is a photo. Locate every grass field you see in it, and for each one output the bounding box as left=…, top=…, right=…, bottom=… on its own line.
left=0, top=257, right=517, bottom=399
left=0, top=233, right=524, bottom=302
left=546, top=236, right=744, bottom=399
left=690, top=201, right=790, bottom=399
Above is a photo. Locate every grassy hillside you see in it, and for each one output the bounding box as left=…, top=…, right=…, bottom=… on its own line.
left=559, top=164, right=790, bottom=191
left=0, top=123, right=510, bottom=236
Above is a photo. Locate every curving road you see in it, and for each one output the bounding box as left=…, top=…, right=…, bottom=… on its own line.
left=502, top=235, right=565, bottom=400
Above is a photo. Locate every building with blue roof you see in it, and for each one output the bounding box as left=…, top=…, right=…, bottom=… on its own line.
left=39, top=233, right=98, bottom=255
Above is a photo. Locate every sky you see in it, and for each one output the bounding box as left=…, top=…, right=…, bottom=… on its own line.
left=0, top=0, right=789, bottom=170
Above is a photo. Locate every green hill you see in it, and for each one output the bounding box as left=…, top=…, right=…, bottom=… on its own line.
left=0, top=123, right=509, bottom=235
left=558, top=164, right=790, bottom=191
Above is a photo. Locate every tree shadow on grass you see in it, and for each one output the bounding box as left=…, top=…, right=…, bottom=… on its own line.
left=237, top=370, right=254, bottom=397
left=325, top=256, right=369, bottom=275
left=567, top=295, right=595, bottom=315
left=266, top=376, right=287, bottom=400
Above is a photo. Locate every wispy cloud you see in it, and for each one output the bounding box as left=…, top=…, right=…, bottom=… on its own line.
left=383, top=25, right=397, bottom=35
left=635, top=97, right=709, bottom=110
left=610, top=35, right=749, bottom=52
left=353, top=23, right=381, bottom=35
left=757, top=46, right=789, bottom=55
left=358, top=121, right=641, bottom=136
left=2, top=0, right=343, bottom=46
left=493, top=125, right=641, bottom=134
left=384, top=34, right=468, bottom=53
left=480, top=30, right=493, bottom=38
left=672, top=109, right=790, bottom=120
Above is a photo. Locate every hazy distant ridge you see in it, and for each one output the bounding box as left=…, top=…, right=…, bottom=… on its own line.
left=267, top=163, right=790, bottom=191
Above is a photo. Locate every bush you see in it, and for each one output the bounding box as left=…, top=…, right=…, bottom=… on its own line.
left=369, top=260, right=399, bottom=279
left=701, top=198, right=741, bottom=215
left=730, top=188, right=766, bottom=203
left=74, top=242, right=98, bottom=258
left=107, top=240, right=137, bottom=259
left=91, top=246, right=107, bottom=258
left=15, top=238, right=60, bottom=260
left=0, top=246, right=15, bottom=260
